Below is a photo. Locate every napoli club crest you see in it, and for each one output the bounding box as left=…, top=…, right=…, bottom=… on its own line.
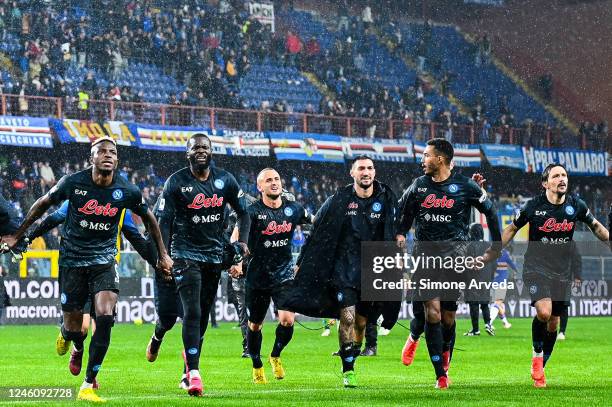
left=448, top=184, right=459, bottom=193
left=372, top=202, right=382, bottom=212
left=214, top=179, right=225, bottom=190
left=284, top=207, right=294, bottom=217
left=565, top=205, right=575, bottom=216
left=112, top=189, right=123, bottom=200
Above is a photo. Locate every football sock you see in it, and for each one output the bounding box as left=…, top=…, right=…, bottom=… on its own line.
left=270, top=324, right=293, bottom=358
left=247, top=327, right=263, bottom=368
left=425, top=322, right=446, bottom=378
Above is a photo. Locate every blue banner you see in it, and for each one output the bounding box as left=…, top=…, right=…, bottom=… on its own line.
left=268, top=132, right=344, bottom=163
left=523, top=147, right=608, bottom=177
left=0, top=116, right=53, bottom=148
left=480, top=144, right=525, bottom=170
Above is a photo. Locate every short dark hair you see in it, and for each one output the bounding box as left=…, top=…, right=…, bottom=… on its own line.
left=351, top=154, right=374, bottom=166
left=541, top=163, right=568, bottom=183
left=426, top=138, right=454, bottom=163
left=186, top=133, right=211, bottom=148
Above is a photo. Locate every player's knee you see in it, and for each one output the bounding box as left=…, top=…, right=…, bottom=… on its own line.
left=441, top=312, right=455, bottom=327
left=341, top=313, right=355, bottom=326
left=548, top=316, right=559, bottom=332
left=426, top=308, right=441, bottom=323
left=354, top=317, right=367, bottom=331
left=537, top=309, right=552, bottom=322
left=279, top=318, right=294, bottom=327
left=248, top=321, right=262, bottom=331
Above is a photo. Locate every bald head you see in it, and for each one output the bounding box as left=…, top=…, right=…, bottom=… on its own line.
left=257, top=168, right=282, bottom=200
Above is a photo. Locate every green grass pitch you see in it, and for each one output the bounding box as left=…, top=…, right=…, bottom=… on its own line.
left=0, top=317, right=610, bottom=406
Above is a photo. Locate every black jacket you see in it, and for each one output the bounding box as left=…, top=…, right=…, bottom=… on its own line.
left=284, top=181, right=398, bottom=318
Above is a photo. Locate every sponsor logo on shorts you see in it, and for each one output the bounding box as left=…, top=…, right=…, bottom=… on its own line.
left=112, top=189, right=123, bottom=200
left=93, top=364, right=101, bottom=372
left=431, top=355, right=440, bottom=362
left=188, top=347, right=198, bottom=355
left=214, top=179, right=225, bottom=190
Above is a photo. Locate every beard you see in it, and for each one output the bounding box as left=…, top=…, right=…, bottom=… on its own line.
left=265, top=191, right=281, bottom=200
left=189, top=154, right=211, bottom=171
left=356, top=179, right=373, bottom=190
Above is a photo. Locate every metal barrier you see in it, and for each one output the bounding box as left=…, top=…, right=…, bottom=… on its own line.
left=0, top=93, right=574, bottom=147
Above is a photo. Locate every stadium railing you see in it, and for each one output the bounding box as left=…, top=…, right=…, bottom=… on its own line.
left=1, top=94, right=575, bottom=148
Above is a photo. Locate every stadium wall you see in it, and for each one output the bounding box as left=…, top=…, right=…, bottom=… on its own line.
left=2, top=274, right=611, bottom=325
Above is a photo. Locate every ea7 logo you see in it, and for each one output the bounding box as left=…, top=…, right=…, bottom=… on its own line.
left=535, top=211, right=547, bottom=216
left=258, top=214, right=267, bottom=220
left=181, top=186, right=193, bottom=193
left=74, top=189, right=88, bottom=196
left=418, top=187, right=427, bottom=192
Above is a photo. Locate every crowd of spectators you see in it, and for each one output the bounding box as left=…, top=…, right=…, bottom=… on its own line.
left=1, top=0, right=273, bottom=110
left=0, top=1, right=607, bottom=151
